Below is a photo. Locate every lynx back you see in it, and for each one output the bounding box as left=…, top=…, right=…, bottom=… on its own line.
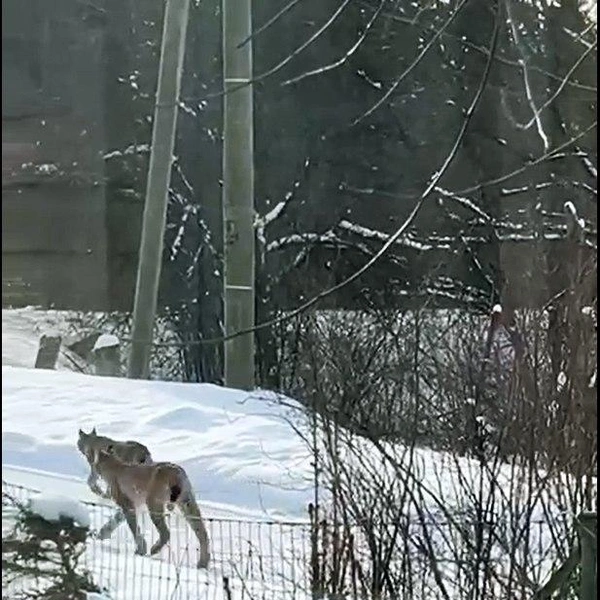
left=92, top=449, right=210, bottom=569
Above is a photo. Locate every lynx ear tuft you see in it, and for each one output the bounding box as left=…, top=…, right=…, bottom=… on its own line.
left=91, top=427, right=97, bottom=435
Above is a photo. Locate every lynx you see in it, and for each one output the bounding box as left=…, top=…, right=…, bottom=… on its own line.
left=77, top=427, right=152, bottom=498
left=77, top=428, right=154, bottom=541
left=90, top=447, right=210, bottom=568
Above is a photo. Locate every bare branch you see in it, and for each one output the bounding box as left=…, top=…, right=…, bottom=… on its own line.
left=282, top=0, right=386, bottom=86
left=351, top=0, right=470, bottom=126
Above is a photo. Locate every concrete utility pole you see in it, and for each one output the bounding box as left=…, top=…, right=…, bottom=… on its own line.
left=222, top=0, right=255, bottom=389
left=128, top=0, right=190, bottom=379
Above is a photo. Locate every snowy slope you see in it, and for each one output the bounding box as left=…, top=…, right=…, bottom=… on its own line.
left=2, top=366, right=312, bottom=519
left=2, top=307, right=85, bottom=371
left=4, top=481, right=310, bottom=600
left=2, top=361, right=314, bottom=599
left=1, top=309, right=586, bottom=599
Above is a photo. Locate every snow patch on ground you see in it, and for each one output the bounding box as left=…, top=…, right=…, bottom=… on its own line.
left=29, top=494, right=91, bottom=528
left=2, top=366, right=312, bottom=518
left=86, top=593, right=113, bottom=600
left=2, top=307, right=85, bottom=371
left=2, top=307, right=593, bottom=599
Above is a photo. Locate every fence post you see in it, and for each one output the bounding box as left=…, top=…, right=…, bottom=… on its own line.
left=578, top=512, right=597, bottom=600
left=92, top=334, right=122, bottom=377
left=34, top=335, right=62, bottom=369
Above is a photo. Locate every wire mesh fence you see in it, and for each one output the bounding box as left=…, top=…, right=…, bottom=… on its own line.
left=2, top=480, right=312, bottom=600
left=2, top=478, right=576, bottom=600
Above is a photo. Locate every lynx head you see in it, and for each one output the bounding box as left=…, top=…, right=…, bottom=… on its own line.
left=77, top=427, right=99, bottom=463
left=92, top=448, right=122, bottom=475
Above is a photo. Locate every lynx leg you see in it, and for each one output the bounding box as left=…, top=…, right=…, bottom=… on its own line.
left=115, top=494, right=146, bottom=556
left=123, top=508, right=147, bottom=556
left=97, top=508, right=125, bottom=540
left=147, top=502, right=170, bottom=556
left=87, top=470, right=110, bottom=499
left=179, top=492, right=210, bottom=568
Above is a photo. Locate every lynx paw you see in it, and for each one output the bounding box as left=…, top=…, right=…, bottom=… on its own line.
left=149, top=539, right=168, bottom=556
left=97, top=525, right=114, bottom=540
left=134, top=540, right=147, bottom=556
left=197, top=554, right=210, bottom=569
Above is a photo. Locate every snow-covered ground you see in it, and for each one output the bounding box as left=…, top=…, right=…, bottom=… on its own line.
left=2, top=366, right=312, bottom=518
left=2, top=308, right=315, bottom=599
left=4, top=479, right=311, bottom=600
left=1, top=308, right=591, bottom=599
left=2, top=365, right=314, bottom=599
left=2, top=307, right=86, bottom=371
left=29, top=493, right=92, bottom=528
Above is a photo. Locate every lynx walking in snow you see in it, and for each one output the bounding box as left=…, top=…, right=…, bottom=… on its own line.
left=78, top=428, right=152, bottom=498
left=90, top=447, right=210, bottom=568
left=77, top=428, right=153, bottom=540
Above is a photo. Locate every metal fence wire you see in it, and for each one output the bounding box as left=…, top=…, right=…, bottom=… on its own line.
left=2, top=480, right=312, bottom=600
left=2, top=479, right=576, bottom=600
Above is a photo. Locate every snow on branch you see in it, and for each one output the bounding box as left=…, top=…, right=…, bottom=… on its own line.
left=29, top=494, right=91, bottom=529
left=434, top=187, right=492, bottom=221
left=266, top=214, right=596, bottom=257
left=169, top=203, right=195, bottom=261
left=338, top=219, right=438, bottom=251
left=500, top=182, right=553, bottom=196
left=506, top=0, right=550, bottom=151
left=579, top=152, right=598, bottom=179
left=266, top=230, right=339, bottom=252
left=262, top=196, right=291, bottom=227
left=577, top=0, right=597, bottom=26
left=103, top=143, right=150, bottom=160
left=256, top=157, right=310, bottom=231
left=564, top=200, right=586, bottom=229
left=267, top=221, right=444, bottom=254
